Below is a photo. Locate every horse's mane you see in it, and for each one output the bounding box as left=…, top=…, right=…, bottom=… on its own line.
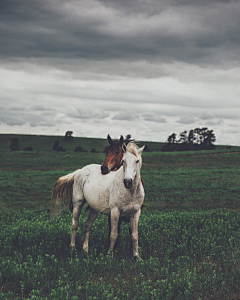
left=124, top=141, right=143, bottom=168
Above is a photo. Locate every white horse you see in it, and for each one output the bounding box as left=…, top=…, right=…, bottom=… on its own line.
left=51, top=142, right=145, bottom=260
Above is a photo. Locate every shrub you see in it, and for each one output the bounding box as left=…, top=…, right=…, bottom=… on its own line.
left=75, top=146, right=87, bottom=152
left=53, top=140, right=66, bottom=152
left=23, top=147, right=33, bottom=151
left=10, top=138, right=20, bottom=151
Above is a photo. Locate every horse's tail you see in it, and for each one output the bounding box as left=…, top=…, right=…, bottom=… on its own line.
left=51, top=170, right=78, bottom=213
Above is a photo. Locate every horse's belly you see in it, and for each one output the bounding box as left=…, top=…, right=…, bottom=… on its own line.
left=83, top=180, right=111, bottom=215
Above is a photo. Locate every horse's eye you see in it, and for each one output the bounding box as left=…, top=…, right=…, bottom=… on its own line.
left=136, top=160, right=139, bottom=163
left=122, top=160, right=124, bottom=163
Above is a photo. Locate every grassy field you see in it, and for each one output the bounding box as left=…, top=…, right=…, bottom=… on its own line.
left=0, top=134, right=240, bottom=299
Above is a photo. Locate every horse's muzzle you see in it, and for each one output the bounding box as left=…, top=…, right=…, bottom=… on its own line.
left=124, top=178, right=132, bottom=189
left=101, top=165, right=109, bottom=174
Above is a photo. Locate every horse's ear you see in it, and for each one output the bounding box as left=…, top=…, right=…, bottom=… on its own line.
left=122, top=143, right=127, bottom=152
left=138, top=145, right=145, bottom=155
left=107, top=134, right=114, bottom=145
left=119, top=135, right=124, bottom=145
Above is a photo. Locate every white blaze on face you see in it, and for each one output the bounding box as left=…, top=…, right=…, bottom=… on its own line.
left=122, top=152, right=139, bottom=188
left=122, top=144, right=145, bottom=189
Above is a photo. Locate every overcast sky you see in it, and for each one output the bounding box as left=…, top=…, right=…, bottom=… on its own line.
left=1, top=0, right=240, bottom=145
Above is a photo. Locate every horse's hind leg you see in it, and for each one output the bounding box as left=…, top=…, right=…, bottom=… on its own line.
left=82, top=208, right=99, bottom=253
left=70, top=199, right=85, bottom=248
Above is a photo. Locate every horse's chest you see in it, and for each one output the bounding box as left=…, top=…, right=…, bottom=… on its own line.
left=119, top=203, right=141, bottom=217
left=111, top=192, right=144, bottom=217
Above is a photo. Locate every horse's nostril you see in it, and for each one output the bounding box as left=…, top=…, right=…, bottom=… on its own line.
left=124, top=178, right=132, bottom=188
left=101, top=165, right=108, bottom=174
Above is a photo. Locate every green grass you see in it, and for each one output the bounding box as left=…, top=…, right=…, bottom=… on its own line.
left=1, top=209, right=239, bottom=299
left=1, top=138, right=240, bottom=211
left=0, top=134, right=240, bottom=299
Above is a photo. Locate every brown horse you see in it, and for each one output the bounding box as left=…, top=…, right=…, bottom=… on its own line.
left=101, top=134, right=125, bottom=174
left=102, top=134, right=145, bottom=189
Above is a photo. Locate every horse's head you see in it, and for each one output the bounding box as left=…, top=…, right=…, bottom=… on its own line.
left=122, top=142, right=145, bottom=189
left=101, top=134, right=125, bottom=175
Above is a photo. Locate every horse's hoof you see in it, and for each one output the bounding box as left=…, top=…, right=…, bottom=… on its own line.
left=81, top=249, right=88, bottom=258
left=106, top=250, right=114, bottom=260
left=133, top=255, right=143, bottom=262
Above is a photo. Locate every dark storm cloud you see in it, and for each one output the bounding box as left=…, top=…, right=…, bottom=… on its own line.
left=1, top=0, right=240, bottom=69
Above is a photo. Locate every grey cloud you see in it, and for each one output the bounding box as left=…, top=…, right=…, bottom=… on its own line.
left=66, top=108, right=109, bottom=120
left=1, top=0, right=240, bottom=69
left=176, top=116, right=197, bottom=124
left=8, top=104, right=28, bottom=111
left=198, top=113, right=215, bottom=120
left=205, top=119, right=224, bottom=126
left=0, top=115, right=25, bottom=126
left=143, top=113, right=166, bottom=123
left=30, top=105, right=53, bottom=111
left=0, top=108, right=43, bottom=126
left=112, top=111, right=139, bottom=121
left=1, top=0, right=240, bottom=146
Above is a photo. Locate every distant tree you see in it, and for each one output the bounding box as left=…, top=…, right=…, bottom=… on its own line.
left=65, top=131, right=73, bottom=140
left=193, top=127, right=216, bottom=149
left=194, top=128, right=203, bottom=145
left=125, top=134, right=132, bottom=145
left=10, top=138, right=20, bottom=151
left=161, top=133, right=176, bottom=151
left=53, top=140, right=66, bottom=152
left=90, top=148, right=97, bottom=153
left=178, top=130, right=188, bottom=144
left=203, top=129, right=216, bottom=149
left=162, top=128, right=216, bottom=152
left=177, top=130, right=189, bottom=151
left=168, top=133, right=177, bottom=145
left=188, top=130, right=194, bottom=149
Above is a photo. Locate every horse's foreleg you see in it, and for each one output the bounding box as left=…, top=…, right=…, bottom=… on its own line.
left=82, top=208, right=98, bottom=253
left=107, top=208, right=120, bottom=257
left=130, top=209, right=141, bottom=260
left=70, top=200, right=85, bottom=248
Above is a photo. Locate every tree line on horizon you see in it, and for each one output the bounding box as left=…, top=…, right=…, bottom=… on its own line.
left=9, top=129, right=216, bottom=153
left=161, top=127, right=216, bottom=152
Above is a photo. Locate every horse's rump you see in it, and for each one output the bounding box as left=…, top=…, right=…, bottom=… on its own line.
left=51, top=170, right=78, bottom=212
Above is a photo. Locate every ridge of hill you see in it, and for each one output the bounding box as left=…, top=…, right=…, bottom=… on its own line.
left=1, top=133, right=240, bottom=154
left=0, top=133, right=165, bottom=152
